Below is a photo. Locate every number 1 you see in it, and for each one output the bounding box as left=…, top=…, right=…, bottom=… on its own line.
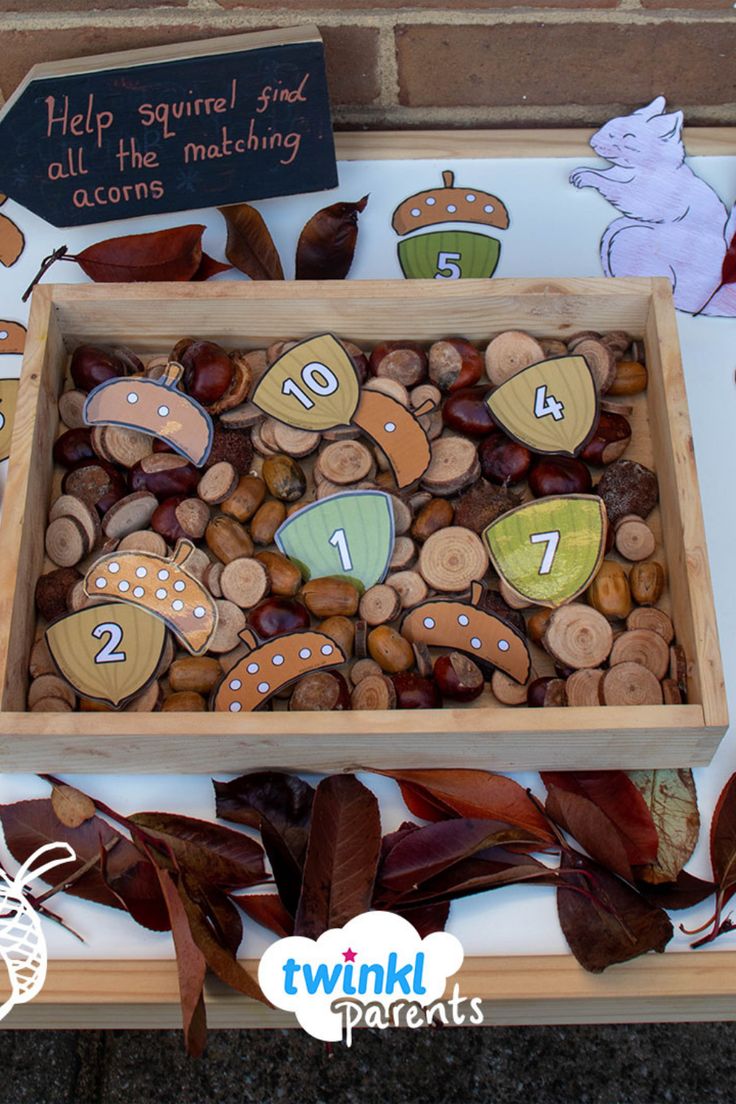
left=329, top=528, right=353, bottom=571
left=530, top=530, right=560, bottom=575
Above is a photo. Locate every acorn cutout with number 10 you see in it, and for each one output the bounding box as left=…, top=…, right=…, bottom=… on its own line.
left=486, top=355, right=599, bottom=458
left=252, top=333, right=432, bottom=488
left=484, top=495, right=608, bottom=609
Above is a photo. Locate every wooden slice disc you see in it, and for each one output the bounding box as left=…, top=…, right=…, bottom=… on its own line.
left=364, top=377, right=410, bottom=406
left=600, top=661, right=663, bottom=706
left=390, top=536, right=416, bottom=570
left=661, top=677, right=682, bottom=704
left=411, top=384, right=441, bottom=411
left=175, top=498, right=211, bottom=540
left=45, top=515, right=88, bottom=567
left=96, top=425, right=153, bottom=468
left=490, top=669, right=529, bottom=706
left=351, top=672, right=396, bottom=710
left=614, top=515, right=656, bottom=562
left=670, top=643, right=688, bottom=694
left=220, top=402, right=265, bottom=429
left=220, top=557, right=270, bottom=609
left=58, top=389, right=87, bottom=429
left=27, top=673, right=76, bottom=709
left=359, top=584, right=401, bottom=626
left=421, top=437, right=479, bottom=496
left=565, top=667, right=604, bottom=707
left=208, top=600, right=246, bottom=653
left=418, top=526, right=489, bottom=593
left=625, top=606, right=674, bottom=644
left=29, top=635, right=56, bottom=679
left=68, top=578, right=98, bottom=611
left=197, top=461, right=239, bottom=505
left=350, top=658, right=383, bottom=686
left=387, top=570, right=428, bottom=609
left=571, top=339, right=617, bottom=393
left=49, top=494, right=101, bottom=552
left=354, top=618, right=368, bottom=658
left=30, top=696, right=73, bottom=713
left=272, top=423, right=321, bottom=458
left=412, top=641, right=434, bottom=678
left=609, top=628, right=669, bottom=679
left=251, top=420, right=278, bottom=457
left=205, top=560, right=224, bottom=598
left=389, top=495, right=412, bottom=537
left=484, top=331, right=545, bottom=386
left=259, top=418, right=281, bottom=452
left=318, top=440, right=374, bottom=485
left=124, top=680, right=162, bottom=712
left=118, top=530, right=168, bottom=556
left=102, top=491, right=158, bottom=540
left=543, top=604, right=613, bottom=669
left=498, top=578, right=532, bottom=610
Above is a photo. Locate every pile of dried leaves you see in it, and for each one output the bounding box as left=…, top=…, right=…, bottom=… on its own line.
left=0, top=766, right=731, bottom=1055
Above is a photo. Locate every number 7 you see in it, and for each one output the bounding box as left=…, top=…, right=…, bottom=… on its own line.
left=530, top=530, right=560, bottom=575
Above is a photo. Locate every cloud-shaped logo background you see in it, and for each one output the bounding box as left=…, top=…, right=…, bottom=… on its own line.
left=258, top=910, right=464, bottom=1042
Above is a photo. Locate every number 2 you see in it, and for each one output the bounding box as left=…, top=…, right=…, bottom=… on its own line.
left=282, top=361, right=339, bottom=410
left=534, top=384, right=564, bottom=422
left=92, top=622, right=126, bottom=664
left=530, top=530, right=560, bottom=575
left=329, top=528, right=353, bottom=572
left=435, top=251, right=461, bottom=280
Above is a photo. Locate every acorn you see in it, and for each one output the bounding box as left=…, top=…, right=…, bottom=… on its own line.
left=392, top=170, right=509, bottom=280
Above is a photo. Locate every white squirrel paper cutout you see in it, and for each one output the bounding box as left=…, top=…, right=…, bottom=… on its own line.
left=570, top=96, right=736, bottom=316
left=0, top=842, right=75, bottom=1022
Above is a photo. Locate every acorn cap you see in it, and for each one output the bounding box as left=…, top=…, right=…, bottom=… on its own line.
left=392, top=171, right=509, bottom=236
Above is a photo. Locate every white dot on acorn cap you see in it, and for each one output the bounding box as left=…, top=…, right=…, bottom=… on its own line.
left=470, top=636, right=482, bottom=649
left=484, top=204, right=494, bottom=213
left=272, top=654, right=285, bottom=666
left=321, top=644, right=333, bottom=656
left=95, top=577, right=106, bottom=589
left=155, top=588, right=167, bottom=600
left=229, top=702, right=242, bottom=712
left=498, top=639, right=510, bottom=652
left=133, top=586, right=144, bottom=598
left=411, top=208, right=421, bottom=217
left=384, top=422, right=396, bottom=433
left=447, top=204, right=457, bottom=213
left=299, top=648, right=311, bottom=660
left=229, top=679, right=242, bottom=691
left=126, top=392, right=139, bottom=404
left=426, top=197, right=436, bottom=205
left=135, top=567, right=147, bottom=578
left=158, top=569, right=169, bottom=581
left=172, top=599, right=184, bottom=611
left=466, top=193, right=476, bottom=202
left=118, top=580, right=129, bottom=593
left=158, top=405, right=169, bottom=418
left=193, top=606, right=205, bottom=619
left=108, top=562, right=120, bottom=574
left=257, top=681, right=270, bottom=694
left=247, top=663, right=259, bottom=674
left=458, top=614, right=469, bottom=626
left=174, top=580, right=185, bottom=592
left=423, top=617, right=435, bottom=630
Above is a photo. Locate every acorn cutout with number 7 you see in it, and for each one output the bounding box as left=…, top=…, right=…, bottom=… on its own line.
left=252, top=333, right=432, bottom=488
left=484, top=495, right=608, bottom=609
left=486, top=355, right=599, bottom=457
left=213, top=628, right=346, bottom=712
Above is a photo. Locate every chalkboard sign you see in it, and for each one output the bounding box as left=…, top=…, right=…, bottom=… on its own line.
left=0, top=26, right=338, bottom=228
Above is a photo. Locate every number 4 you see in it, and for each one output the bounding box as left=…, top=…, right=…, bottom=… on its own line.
left=530, top=530, right=560, bottom=575
left=534, top=384, right=564, bottom=421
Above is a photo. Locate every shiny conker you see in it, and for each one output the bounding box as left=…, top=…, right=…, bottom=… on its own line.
left=478, top=432, right=532, bottom=484
left=391, top=672, right=442, bottom=709
left=442, top=386, right=495, bottom=437
left=248, top=596, right=310, bottom=640
left=528, top=456, right=592, bottom=497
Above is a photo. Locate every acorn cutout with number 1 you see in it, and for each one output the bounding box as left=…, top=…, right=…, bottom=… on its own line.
left=252, top=333, right=432, bottom=488
left=483, top=495, right=608, bottom=609
left=486, top=355, right=599, bottom=457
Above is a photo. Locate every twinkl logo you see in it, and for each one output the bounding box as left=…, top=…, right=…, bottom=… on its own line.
left=258, top=911, right=481, bottom=1043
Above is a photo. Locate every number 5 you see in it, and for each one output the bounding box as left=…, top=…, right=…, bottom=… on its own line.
left=530, top=530, right=560, bottom=575
left=435, top=251, right=461, bottom=280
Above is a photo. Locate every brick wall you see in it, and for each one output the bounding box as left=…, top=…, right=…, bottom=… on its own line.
left=0, top=2, right=734, bottom=128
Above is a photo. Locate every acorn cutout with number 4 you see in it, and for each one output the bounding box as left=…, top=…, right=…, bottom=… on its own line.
left=83, top=538, right=218, bottom=655
left=252, top=333, right=431, bottom=488
left=213, top=628, right=346, bottom=712
left=401, top=581, right=530, bottom=684
left=486, top=355, right=599, bottom=457
left=45, top=601, right=166, bottom=708
left=84, top=361, right=213, bottom=467
left=484, top=495, right=608, bottom=609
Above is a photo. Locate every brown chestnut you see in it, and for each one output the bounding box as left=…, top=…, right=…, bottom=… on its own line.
left=177, top=339, right=234, bottom=406
left=53, top=427, right=95, bottom=468
left=428, top=338, right=484, bottom=392
left=433, top=653, right=484, bottom=702
left=130, top=453, right=200, bottom=498
left=248, top=596, right=310, bottom=639
left=479, top=432, right=532, bottom=484
left=442, top=386, right=495, bottom=437
left=70, top=344, right=140, bottom=392
left=62, top=459, right=127, bottom=515
left=289, top=670, right=351, bottom=711
left=580, top=412, right=632, bottom=466
left=529, top=456, right=592, bottom=497
left=151, top=495, right=193, bottom=545
left=369, top=341, right=427, bottom=387
left=391, top=672, right=442, bottom=709
left=527, top=676, right=566, bottom=708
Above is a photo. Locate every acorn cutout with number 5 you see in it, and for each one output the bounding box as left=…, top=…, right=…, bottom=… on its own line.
left=45, top=601, right=166, bottom=708
left=484, top=495, right=608, bottom=609
left=486, top=355, right=599, bottom=458
left=252, top=333, right=431, bottom=488
left=213, top=628, right=346, bottom=713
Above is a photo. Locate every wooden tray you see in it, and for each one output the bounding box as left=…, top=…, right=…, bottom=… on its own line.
left=0, top=276, right=726, bottom=772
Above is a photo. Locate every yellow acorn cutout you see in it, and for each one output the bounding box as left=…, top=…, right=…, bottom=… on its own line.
left=392, top=170, right=509, bottom=280
left=252, top=333, right=431, bottom=488
left=45, top=602, right=167, bottom=708
left=484, top=495, right=608, bottom=609
left=486, top=356, right=599, bottom=457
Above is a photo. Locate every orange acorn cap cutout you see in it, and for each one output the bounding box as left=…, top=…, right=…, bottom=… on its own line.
left=251, top=333, right=431, bottom=488
left=83, top=361, right=213, bottom=467
left=213, top=628, right=346, bottom=712
left=392, top=170, right=510, bottom=236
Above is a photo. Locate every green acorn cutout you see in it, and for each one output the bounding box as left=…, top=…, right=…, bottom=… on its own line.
left=393, top=170, right=509, bottom=280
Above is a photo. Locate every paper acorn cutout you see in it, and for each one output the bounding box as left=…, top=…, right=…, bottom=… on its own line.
left=83, top=360, right=213, bottom=467
left=401, top=581, right=531, bottom=685
left=213, top=628, right=346, bottom=712
left=45, top=601, right=167, bottom=708
left=392, top=170, right=510, bottom=280
left=83, top=538, right=218, bottom=655
left=484, top=495, right=608, bottom=609
left=252, top=333, right=431, bottom=488
left=0, top=377, right=19, bottom=462
left=486, top=355, right=599, bottom=457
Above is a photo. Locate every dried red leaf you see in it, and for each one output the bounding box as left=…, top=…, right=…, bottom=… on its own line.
left=628, top=770, right=699, bottom=885
left=103, top=857, right=171, bottom=932
left=721, top=230, right=736, bottom=286
left=376, top=769, right=555, bottom=843
left=295, top=196, right=368, bottom=280
left=545, top=785, right=633, bottom=882
left=191, top=253, right=232, bottom=281
left=711, top=772, right=736, bottom=897
left=557, top=850, right=673, bottom=973
left=183, top=875, right=243, bottom=956
left=219, top=204, right=284, bottom=280
left=394, top=901, right=450, bottom=937
left=541, top=771, right=658, bottom=866
left=129, top=812, right=267, bottom=890
left=153, top=865, right=208, bottom=1057
left=383, top=849, right=555, bottom=911
left=635, top=870, right=716, bottom=912
left=233, top=893, right=295, bottom=938
left=74, top=224, right=206, bottom=282
left=294, top=775, right=381, bottom=939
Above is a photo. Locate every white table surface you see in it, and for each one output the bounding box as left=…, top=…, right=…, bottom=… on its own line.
left=0, top=149, right=734, bottom=962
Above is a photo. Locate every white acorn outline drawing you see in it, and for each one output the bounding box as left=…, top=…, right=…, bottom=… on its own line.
left=0, top=842, right=76, bottom=1022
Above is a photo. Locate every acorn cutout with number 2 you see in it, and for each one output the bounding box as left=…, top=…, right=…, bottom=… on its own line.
left=84, top=360, right=213, bottom=467
left=484, top=495, right=608, bottom=609
left=486, top=355, right=599, bottom=457
left=213, top=628, right=346, bottom=712
left=252, top=334, right=432, bottom=488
